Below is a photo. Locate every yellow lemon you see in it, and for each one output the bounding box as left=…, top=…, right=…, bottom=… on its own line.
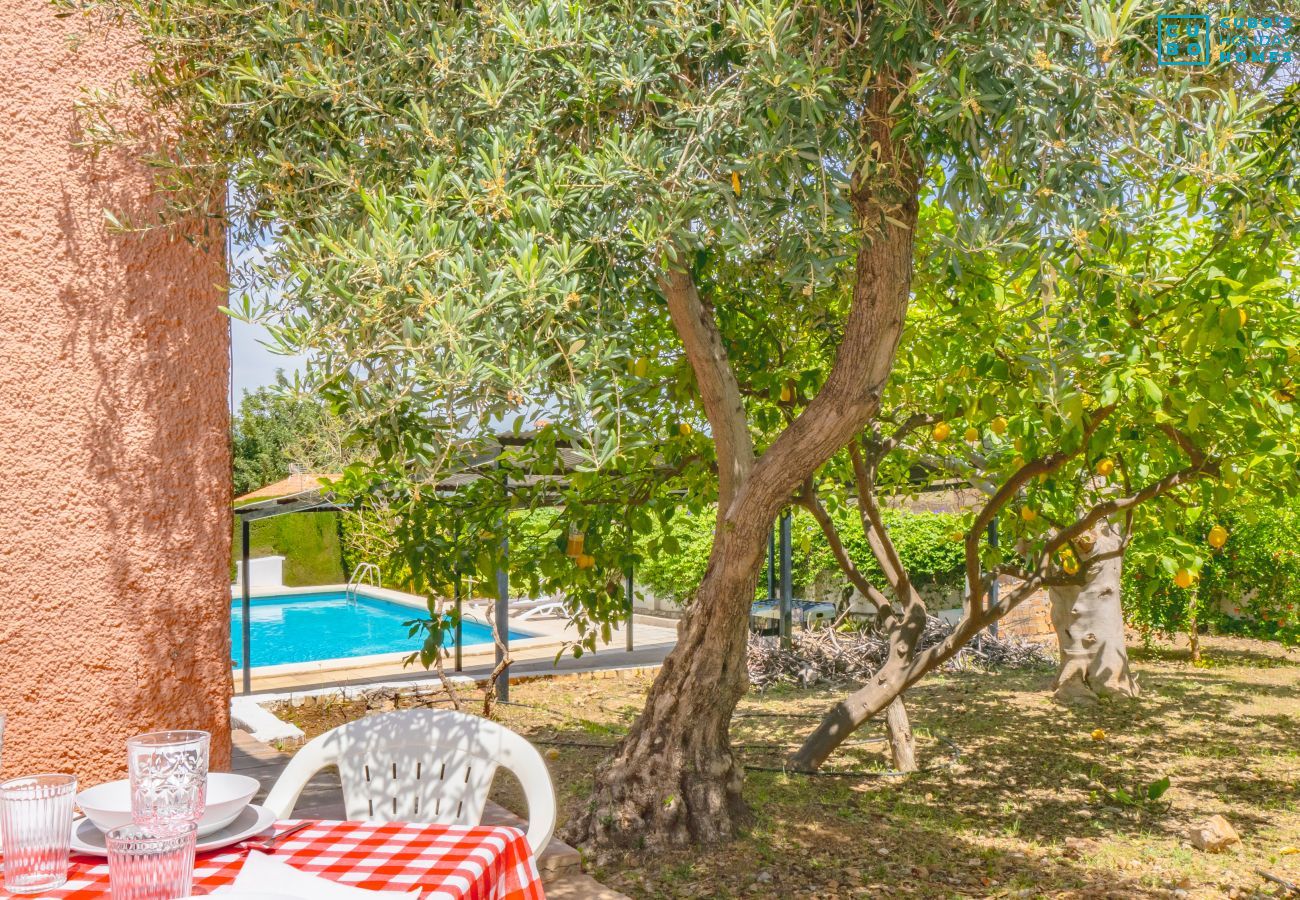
left=544, top=747, right=561, bottom=761
left=677, top=422, right=692, bottom=436
left=576, top=554, right=595, bottom=570
left=931, top=422, right=952, bottom=442
left=1021, top=507, right=1038, bottom=523
left=1090, top=728, right=1106, bottom=741
left=731, top=170, right=741, bottom=196
left=1208, top=525, right=1229, bottom=549
left=1014, top=437, right=1025, bottom=452
left=1238, top=308, right=1249, bottom=327
left=964, top=427, right=980, bottom=443
left=779, top=383, right=794, bottom=403
left=1095, top=458, right=1115, bottom=477
left=632, top=358, right=649, bottom=378
left=1062, top=554, right=1080, bottom=575
left=1174, top=568, right=1195, bottom=589
left=990, top=416, right=1008, bottom=435
left=948, top=531, right=964, bottom=543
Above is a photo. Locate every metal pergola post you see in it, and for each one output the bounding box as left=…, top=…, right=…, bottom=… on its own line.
left=625, top=566, right=635, bottom=652
left=240, top=519, right=252, bottom=695
left=779, top=510, right=793, bottom=650
left=767, top=528, right=776, bottom=602
left=494, top=525, right=510, bottom=703
left=986, top=518, right=1000, bottom=638
left=453, top=569, right=463, bottom=672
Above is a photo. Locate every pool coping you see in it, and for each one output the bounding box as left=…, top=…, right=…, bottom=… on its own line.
left=229, top=583, right=566, bottom=679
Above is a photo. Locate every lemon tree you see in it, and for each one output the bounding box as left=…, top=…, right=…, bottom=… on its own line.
left=789, top=165, right=1300, bottom=765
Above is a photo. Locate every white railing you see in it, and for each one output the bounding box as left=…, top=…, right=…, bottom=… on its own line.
left=346, top=562, right=382, bottom=605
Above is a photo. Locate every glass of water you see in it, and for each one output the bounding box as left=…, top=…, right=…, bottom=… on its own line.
left=127, top=731, right=209, bottom=826
left=0, top=773, right=77, bottom=894
left=106, top=823, right=197, bottom=900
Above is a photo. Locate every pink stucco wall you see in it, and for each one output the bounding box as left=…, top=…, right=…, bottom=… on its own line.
left=0, top=3, right=232, bottom=783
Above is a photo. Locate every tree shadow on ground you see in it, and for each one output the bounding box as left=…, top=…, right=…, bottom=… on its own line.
left=537, top=655, right=1296, bottom=897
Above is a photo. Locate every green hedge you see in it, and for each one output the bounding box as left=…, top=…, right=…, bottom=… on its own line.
left=231, top=511, right=346, bottom=587
left=635, top=505, right=967, bottom=604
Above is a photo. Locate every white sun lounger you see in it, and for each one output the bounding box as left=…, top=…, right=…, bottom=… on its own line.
left=466, top=595, right=568, bottom=621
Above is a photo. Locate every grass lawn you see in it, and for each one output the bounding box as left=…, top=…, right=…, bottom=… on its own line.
left=275, top=634, right=1300, bottom=899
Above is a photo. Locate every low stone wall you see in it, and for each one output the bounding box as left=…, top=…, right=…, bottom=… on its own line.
left=996, top=589, right=1057, bottom=644
left=635, top=578, right=1059, bottom=649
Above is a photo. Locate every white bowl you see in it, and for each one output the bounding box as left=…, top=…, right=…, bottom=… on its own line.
left=77, top=773, right=260, bottom=837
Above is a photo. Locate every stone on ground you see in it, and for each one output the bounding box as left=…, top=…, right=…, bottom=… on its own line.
left=1185, top=814, right=1240, bottom=852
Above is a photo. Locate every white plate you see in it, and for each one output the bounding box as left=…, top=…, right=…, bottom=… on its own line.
left=71, top=804, right=277, bottom=857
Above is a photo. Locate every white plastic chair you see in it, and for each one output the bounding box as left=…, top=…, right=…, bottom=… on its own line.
left=263, top=709, right=556, bottom=855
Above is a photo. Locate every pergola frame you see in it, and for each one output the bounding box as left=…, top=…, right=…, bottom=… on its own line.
left=230, top=476, right=797, bottom=697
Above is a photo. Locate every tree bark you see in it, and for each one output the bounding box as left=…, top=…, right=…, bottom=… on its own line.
left=563, top=521, right=765, bottom=847
left=884, top=697, right=917, bottom=772
left=1049, top=520, right=1140, bottom=704
left=790, top=439, right=1215, bottom=772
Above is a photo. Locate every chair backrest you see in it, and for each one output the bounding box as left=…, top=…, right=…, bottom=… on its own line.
left=263, top=709, right=556, bottom=855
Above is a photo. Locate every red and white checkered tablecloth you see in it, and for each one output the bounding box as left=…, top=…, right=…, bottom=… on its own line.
left=0, top=820, right=545, bottom=900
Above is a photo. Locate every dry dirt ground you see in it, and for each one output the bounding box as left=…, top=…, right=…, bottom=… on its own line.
left=274, top=634, right=1300, bottom=899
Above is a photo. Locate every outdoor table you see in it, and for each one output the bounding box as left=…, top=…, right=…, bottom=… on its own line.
left=0, top=819, right=546, bottom=900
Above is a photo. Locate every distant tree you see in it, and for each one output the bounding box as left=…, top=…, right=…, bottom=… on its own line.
left=231, top=376, right=348, bottom=496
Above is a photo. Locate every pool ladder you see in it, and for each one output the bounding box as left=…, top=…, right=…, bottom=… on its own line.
left=346, top=562, right=382, bottom=605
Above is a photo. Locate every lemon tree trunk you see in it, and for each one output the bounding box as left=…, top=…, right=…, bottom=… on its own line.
left=884, top=697, right=918, bottom=772
left=1049, top=521, right=1140, bottom=704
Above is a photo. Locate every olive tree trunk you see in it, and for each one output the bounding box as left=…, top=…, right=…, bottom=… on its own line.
left=565, top=523, right=765, bottom=845
left=1049, top=520, right=1140, bottom=704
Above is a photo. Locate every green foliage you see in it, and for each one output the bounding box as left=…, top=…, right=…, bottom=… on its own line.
left=231, top=511, right=345, bottom=586
left=98, top=0, right=1300, bottom=659
left=1126, top=503, right=1300, bottom=647
left=803, top=505, right=967, bottom=593
left=1090, top=772, right=1172, bottom=814
left=231, top=378, right=349, bottom=496
left=635, top=504, right=965, bottom=604
left=633, top=507, right=818, bottom=603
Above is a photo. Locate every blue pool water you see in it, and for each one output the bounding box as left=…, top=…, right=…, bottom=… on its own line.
left=230, top=591, right=528, bottom=669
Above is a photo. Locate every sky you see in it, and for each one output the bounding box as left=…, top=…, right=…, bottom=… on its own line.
left=230, top=317, right=305, bottom=407
left=227, top=223, right=306, bottom=408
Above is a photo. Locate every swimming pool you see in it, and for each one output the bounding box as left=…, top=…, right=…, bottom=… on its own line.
left=230, top=591, right=527, bottom=669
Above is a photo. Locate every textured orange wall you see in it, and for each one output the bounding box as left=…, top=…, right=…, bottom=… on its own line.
left=0, top=3, right=232, bottom=783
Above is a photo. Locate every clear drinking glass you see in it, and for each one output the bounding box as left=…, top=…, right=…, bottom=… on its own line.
left=0, top=773, right=77, bottom=894
left=126, top=731, right=210, bottom=826
left=106, top=823, right=197, bottom=900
